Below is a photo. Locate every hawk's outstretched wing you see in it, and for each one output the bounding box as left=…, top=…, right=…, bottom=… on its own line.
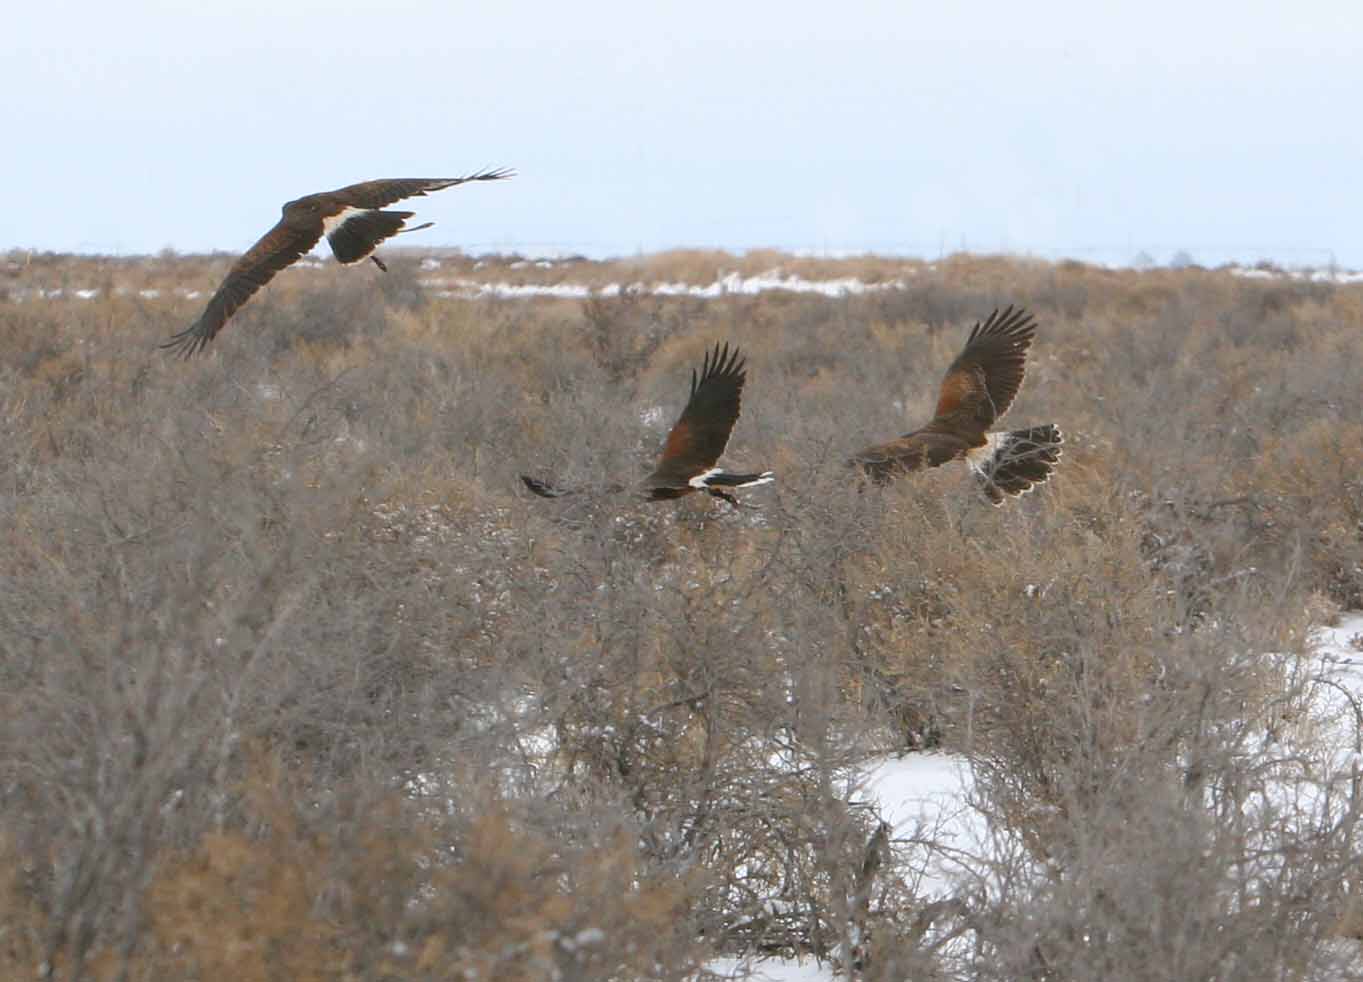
left=323, top=171, right=515, bottom=266
left=931, top=305, right=1036, bottom=432
left=647, top=343, right=747, bottom=489
left=329, top=169, right=515, bottom=209
left=161, top=220, right=322, bottom=358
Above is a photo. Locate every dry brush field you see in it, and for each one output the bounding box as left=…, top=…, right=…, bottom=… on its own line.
left=3, top=249, right=1363, bottom=980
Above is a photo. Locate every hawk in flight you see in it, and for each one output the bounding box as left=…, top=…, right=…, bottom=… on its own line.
left=849, top=306, right=1062, bottom=503
left=522, top=342, right=774, bottom=508
left=162, top=168, right=514, bottom=357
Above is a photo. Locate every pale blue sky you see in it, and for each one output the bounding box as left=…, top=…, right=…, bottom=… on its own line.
left=6, top=1, right=1360, bottom=266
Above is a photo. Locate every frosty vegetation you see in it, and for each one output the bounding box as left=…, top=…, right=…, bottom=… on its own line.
left=2, top=249, right=1363, bottom=980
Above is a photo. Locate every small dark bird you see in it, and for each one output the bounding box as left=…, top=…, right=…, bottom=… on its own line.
left=521, top=342, right=774, bottom=508
left=162, top=168, right=514, bottom=356
left=849, top=306, right=1062, bottom=503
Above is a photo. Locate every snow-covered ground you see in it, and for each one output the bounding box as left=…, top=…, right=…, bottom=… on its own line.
left=1311, top=614, right=1363, bottom=678
left=10, top=260, right=1363, bottom=306
left=706, top=613, right=1363, bottom=981
left=1307, top=613, right=1363, bottom=760
left=6, top=285, right=203, bottom=301
left=422, top=269, right=903, bottom=299
left=859, top=752, right=983, bottom=900
left=4, top=270, right=900, bottom=303
left=704, top=752, right=976, bottom=982
left=706, top=955, right=839, bottom=981
left=1229, top=265, right=1363, bottom=284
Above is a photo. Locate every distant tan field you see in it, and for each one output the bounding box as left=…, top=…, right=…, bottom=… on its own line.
left=3, top=249, right=1362, bottom=979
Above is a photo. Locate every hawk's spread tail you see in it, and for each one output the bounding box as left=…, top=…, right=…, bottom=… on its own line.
left=699, top=470, right=774, bottom=489
left=969, top=425, right=1063, bottom=504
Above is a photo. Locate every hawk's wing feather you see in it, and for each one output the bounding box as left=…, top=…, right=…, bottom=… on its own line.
left=932, top=305, right=1036, bottom=430
left=333, top=168, right=515, bottom=209
left=161, top=220, right=323, bottom=357
left=649, top=342, right=747, bottom=488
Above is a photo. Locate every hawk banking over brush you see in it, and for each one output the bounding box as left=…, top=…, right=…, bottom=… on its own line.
left=522, top=342, right=774, bottom=508
left=162, top=169, right=513, bottom=357
left=849, top=305, right=1062, bottom=503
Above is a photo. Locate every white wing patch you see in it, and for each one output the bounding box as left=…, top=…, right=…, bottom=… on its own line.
left=691, top=470, right=775, bottom=489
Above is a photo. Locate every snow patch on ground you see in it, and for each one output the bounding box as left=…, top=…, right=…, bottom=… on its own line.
left=421, top=269, right=902, bottom=300
left=1228, top=265, right=1363, bottom=284
left=703, top=751, right=977, bottom=981
left=858, top=753, right=983, bottom=898
left=1313, top=614, right=1363, bottom=664
left=705, top=955, right=837, bottom=981
left=437, top=280, right=596, bottom=299
left=702, top=614, right=1363, bottom=981
left=639, top=405, right=666, bottom=428
left=11, top=262, right=1360, bottom=307
left=7, top=285, right=208, bottom=302
left=1307, top=613, right=1363, bottom=759
left=653, top=270, right=898, bottom=298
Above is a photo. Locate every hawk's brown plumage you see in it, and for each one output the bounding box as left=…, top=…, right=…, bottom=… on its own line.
left=162, top=169, right=513, bottom=357
left=850, top=306, right=1062, bottom=502
left=647, top=342, right=749, bottom=493
left=521, top=342, right=774, bottom=508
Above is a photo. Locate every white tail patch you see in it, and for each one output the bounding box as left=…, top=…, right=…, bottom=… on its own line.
left=965, top=433, right=1005, bottom=474
left=688, top=467, right=723, bottom=489
left=733, top=472, right=775, bottom=488
left=694, top=470, right=775, bottom=489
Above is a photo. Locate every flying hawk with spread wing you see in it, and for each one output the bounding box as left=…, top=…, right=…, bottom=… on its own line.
left=521, top=342, right=774, bottom=508
left=162, top=168, right=514, bottom=356
left=849, top=305, right=1062, bottom=503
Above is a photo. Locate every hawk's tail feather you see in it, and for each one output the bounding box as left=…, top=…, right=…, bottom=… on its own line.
left=973, top=425, right=1063, bottom=505
left=328, top=210, right=414, bottom=264
left=702, top=470, right=775, bottom=489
